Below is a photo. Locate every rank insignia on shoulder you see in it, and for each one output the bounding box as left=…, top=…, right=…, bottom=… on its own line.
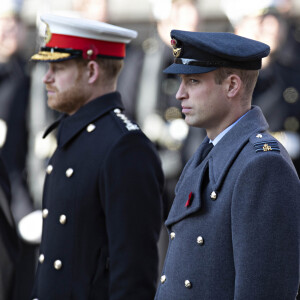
left=113, top=108, right=139, bottom=131
left=253, top=141, right=280, bottom=153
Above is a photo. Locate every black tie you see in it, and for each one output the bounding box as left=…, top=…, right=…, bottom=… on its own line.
left=200, top=142, right=214, bottom=162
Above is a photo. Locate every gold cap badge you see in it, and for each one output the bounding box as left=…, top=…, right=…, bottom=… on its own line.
left=44, top=23, right=52, bottom=44
left=171, top=38, right=181, bottom=58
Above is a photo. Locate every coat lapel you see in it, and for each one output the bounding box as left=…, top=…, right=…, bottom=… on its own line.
left=165, top=106, right=269, bottom=226
left=165, top=137, right=211, bottom=226
left=165, top=161, right=208, bottom=226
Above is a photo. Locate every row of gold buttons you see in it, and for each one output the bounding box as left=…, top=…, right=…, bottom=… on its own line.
left=46, top=165, right=74, bottom=177
left=160, top=275, right=192, bottom=289
left=35, top=123, right=96, bottom=299
left=170, top=231, right=204, bottom=245
left=42, top=209, right=67, bottom=224
left=161, top=230, right=204, bottom=289
left=38, top=254, right=62, bottom=270
left=45, top=122, right=96, bottom=177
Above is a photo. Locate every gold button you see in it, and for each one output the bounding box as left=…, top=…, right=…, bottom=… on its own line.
left=197, top=236, right=204, bottom=245
left=185, top=280, right=192, bottom=288
left=210, top=191, right=217, bottom=200
left=42, top=209, right=49, bottom=218
left=170, top=232, right=175, bottom=240
left=86, top=124, right=96, bottom=132
left=65, top=168, right=74, bottom=177
left=39, top=254, right=45, bottom=264
left=256, top=134, right=262, bottom=138
left=46, top=165, right=53, bottom=174
left=54, top=260, right=62, bottom=270
left=161, top=275, right=166, bottom=284
left=59, top=214, right=67, bottom=225
left=87, top=49, right=93, bottom=56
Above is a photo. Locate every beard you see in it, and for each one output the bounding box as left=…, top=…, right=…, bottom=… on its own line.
left=46, top=73, right=88, bottom=115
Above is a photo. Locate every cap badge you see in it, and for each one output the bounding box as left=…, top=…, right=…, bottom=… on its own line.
left=44, top=23, right=52, bottom=44
left=171, top=38, right=181, bottom=58
left=86, top=49, right=94, bottom=57
left=82, top=45, right=98, bottom=60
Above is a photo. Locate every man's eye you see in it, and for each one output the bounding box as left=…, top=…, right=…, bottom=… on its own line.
left=190, top=79, right=198, bottom=83
left=51, top=64, right=64, bottom=72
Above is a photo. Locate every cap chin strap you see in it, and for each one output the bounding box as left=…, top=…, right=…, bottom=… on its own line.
left=174, top=58, right=262, bottom=70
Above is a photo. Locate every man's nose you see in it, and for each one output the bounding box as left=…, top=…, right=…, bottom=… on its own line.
left=43, top=68, right=53, bottom=84
left=176, top=82, right=188, bottom=101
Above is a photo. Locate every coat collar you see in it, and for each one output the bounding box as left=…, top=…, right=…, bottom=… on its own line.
left=43, top=91, right=124, bottom=148
left=208, top=105, right=269, bottom=192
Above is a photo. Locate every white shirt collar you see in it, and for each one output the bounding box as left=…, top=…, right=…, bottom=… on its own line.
left=210, top=110, right=250, bottom=146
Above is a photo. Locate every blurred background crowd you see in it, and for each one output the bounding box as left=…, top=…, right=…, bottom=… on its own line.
left=1, top=0, right=300, bottom=298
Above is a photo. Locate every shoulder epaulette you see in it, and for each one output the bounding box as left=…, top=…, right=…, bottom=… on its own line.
left=113, top=108, right=139, bottom=131
left=250, top=133, right=280, bottom=153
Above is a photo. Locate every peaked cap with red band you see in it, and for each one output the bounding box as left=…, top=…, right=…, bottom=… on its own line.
left=31, top=14, right=138, bottom=62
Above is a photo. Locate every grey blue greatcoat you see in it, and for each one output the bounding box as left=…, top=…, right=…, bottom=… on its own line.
left=155, top=106, right=300, bottom=300
left=31, top=92, right=164, bottom=300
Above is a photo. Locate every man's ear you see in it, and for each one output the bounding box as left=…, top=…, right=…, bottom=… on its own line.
left=225, top=74, right=242, bottom=98
left=86, top=60, right=100, bottom=84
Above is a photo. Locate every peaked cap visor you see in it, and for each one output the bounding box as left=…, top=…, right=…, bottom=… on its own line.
left=163, top=64, right=217, bottom=74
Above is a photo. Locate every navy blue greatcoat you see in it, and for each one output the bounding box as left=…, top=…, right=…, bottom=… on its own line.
left=31, top=92, right=164, bottom=300
left=155, top=106, right=300, bottom=300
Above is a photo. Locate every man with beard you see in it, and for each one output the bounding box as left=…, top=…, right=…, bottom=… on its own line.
left=30, top=14, right=164, bottom=300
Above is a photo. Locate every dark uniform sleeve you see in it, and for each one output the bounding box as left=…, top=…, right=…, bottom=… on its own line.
left=100, top=131, right=164, bottom=300
left=232, top=153, right=300, bottom=299
left=1, top=67, right=32, bottom=222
